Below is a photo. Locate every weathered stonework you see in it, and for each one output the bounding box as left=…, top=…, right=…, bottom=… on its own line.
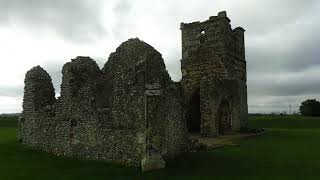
left=20, top=11, right=248, bottom=171
left=181, top=11, right=248, bottom=136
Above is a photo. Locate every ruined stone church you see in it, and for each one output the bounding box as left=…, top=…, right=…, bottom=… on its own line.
left=19, top=11, right=248, bottom=171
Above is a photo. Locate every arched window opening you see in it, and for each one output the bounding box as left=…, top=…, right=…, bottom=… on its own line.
left=200, top=30, right=206, bottom=44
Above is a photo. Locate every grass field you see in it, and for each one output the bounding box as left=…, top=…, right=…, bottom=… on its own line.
left=1, top=116, right=320, bottom=180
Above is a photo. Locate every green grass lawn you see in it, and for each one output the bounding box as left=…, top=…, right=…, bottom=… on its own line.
left=1, top=116, right=320, bottom=180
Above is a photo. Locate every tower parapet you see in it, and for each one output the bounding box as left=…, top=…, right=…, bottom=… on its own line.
left=180, top=11, right=246, bottom=94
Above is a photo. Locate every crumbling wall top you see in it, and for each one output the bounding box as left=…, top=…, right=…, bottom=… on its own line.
left=103, top=38, right=170, bottom=84
left=180, top=11, right=231, bottom=30
left=180, top=11, right=245, bottom=33
left=59, top=56, right=108, bottom=109
left=22, top=66, right=55, bottom=114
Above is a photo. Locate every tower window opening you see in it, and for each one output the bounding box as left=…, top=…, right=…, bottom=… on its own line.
left=200, top=30, right=206, bottom=44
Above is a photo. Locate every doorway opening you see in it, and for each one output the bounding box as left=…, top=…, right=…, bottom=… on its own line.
left=186, top=89, right=201, bottom=133
left=216, top=99, right=232, bottom=135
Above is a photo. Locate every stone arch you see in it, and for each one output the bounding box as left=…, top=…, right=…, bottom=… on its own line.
left=186, top=88, right=201, bottom=133
left=216, top=98, right=232, bottom=135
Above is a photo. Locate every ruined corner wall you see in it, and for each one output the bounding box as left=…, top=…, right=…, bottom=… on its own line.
left=20, top=66, right=56, bottom=145
left=157, top=81, right=188, bottom=159
left=104, top=38, right=188, bottom=162
left=22, top=66, right=56, bottom=115
left=20, top=56, right=143, bottom=166
left=20, top=38, right=188, bottom=168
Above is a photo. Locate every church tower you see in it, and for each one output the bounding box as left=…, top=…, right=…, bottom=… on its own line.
left=180, top=11, right=248, bottom=136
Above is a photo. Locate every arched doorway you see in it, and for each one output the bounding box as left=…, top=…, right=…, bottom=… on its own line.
left=186, top=89, right=201, bottom=133
left=216, top=99, right=232, bottom=135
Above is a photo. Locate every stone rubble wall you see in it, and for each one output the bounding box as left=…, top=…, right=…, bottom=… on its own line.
left=180, top=11, right=248, bottom=135
left=22, top=66, right=56, bottom=117
left=158, top=82, right=188, bottom=159
left=200, top=78, right=245, bottom=136
left=20, top=12, right=248, bottom=169
left=20, top=38, right=188, bottom=168
left=180, top=11, right=246, bottom=94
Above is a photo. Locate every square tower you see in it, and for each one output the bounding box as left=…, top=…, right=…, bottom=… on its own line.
left=180, top=11, right=248, bottom=136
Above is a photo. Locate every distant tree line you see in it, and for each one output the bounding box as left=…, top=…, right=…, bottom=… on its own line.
left=299, top=99, right=320, bottom=117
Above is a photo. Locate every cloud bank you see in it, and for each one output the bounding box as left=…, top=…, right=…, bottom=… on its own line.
left=0, top=0, right=320, bottom=113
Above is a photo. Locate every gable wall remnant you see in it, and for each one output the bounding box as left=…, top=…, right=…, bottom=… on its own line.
left=20, top=39, right=188, bottom=168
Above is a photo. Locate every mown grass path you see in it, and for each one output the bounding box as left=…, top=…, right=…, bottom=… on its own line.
left=0, top=116, right=320, bottom=179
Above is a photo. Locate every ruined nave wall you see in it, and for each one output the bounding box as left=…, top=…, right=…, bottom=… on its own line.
left=20, top=39, right=189, bottom=168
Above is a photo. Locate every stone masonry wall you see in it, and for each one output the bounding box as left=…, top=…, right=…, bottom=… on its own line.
left=20, top=66, right=56, bottom=145
left=200, top=78, right=246, bottom=136
left=20, top=56, right=143, bottom=166
left=22, top=66, right=56, bottom=116
left=20, top=38, right=188, bottom=168
left=20, top=12, right=248, bottom=169
left=180, top=11, right=246, bottom=95
left=104, top=38, right=188, bottom=167
left=180, top=11, right=248, bottom=135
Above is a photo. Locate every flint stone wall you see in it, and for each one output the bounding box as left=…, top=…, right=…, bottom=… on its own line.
left=20, top=39, right=188, bottom=167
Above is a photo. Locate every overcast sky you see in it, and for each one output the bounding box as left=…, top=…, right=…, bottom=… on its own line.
left=0, top=0, right=319, bottom=114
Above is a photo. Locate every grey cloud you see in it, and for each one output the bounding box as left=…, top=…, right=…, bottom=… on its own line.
left=164, top=50, right=182, bottom=82
left=248, top=70, right=320, bottom=97
left=0, top=85, right=23, bottom=97
left=42, top=61, right=63, bottom=95
left=42, top=56, right=107, bottom=96
left=247, top=18, right=320, bottom=74
left=90, top=56, right=108, bottom=69
left=284, top=32, right=320, bottom=71
left=0, top=0, right=106, bottom=42
left=111, top=0, right=134, bottom=38
left=113, top=0, right=132, bottom=15
left=1, top=0, right=320, bottom=114
left=230, top=0, right=319, bottom=35
left=83, top=0, right=320, bottom=114
left=4, top=61, right=65, bottom=97
left=248, top=93, right=315, bottom=114
left=0, top=105, right=22, bottom=114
